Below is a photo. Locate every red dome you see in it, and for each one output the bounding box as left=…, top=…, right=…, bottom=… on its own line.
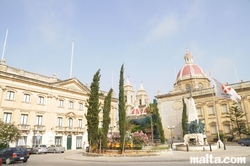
left=131, top=107, right=141, bottom=115
left=176, top=50, right=207, bottom=82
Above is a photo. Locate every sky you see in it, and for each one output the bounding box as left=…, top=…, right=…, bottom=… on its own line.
left=0, top=0, right=250, bottom=101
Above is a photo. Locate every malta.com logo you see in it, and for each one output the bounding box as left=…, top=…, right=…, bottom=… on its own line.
left=190, top=154, right=246, bottom=164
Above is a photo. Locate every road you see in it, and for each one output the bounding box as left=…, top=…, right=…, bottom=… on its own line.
left=3, top=150, right=249, bottom=166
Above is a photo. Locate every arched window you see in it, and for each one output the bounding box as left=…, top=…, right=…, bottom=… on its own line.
left=68, top=118, right=73, bottom=128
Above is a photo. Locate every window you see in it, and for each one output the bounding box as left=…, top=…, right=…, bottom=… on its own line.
left=3, top=112, right=12, bottom=123
left=55, top=136, right=62, bottom=145
left=78, top=103, right=83, bottom=110
left=224, top=124, right=230, bottom=133
left=68, top=118, right=73, bottom=127
left=23, top=94, right=30, bottom=102
left=57, top=117, right=62, bottom=126
left=38, top=96, right=44, bottom=105
left=139, top=99, right=142, bottom=105
left=221, top=104, right=228, bottom=114
left=211, top=125, right=217, bottom=134
left=20, top=114, right=28, bottom=124
left=78, top=119, right=82, bottom=128
left=18, top=136, right=27, bottom=146
left=76, top=136, right=82, bottom=149
left=6, top=91, right=14, bottom=100
left=186, top=84, right=191, bottom=91
left=58, top=99, right=64, bottom=107
left=196, top=107, right=202, bottom=116
left=69, top=101, right=74, bottom=109
left=208, top=106, right=215, bottom=115
left=125, top=95, right=127, bottom=102
left=36, top=115, right=43, bottom=125
left=198, top=83, right=203, bottom=89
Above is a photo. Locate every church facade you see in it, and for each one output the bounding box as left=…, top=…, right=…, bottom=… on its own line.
left=124, top=78, right=150, bottom=116
left=155, top=50, right=250, bottom=142
left=0, top=60, right=118, bottom=150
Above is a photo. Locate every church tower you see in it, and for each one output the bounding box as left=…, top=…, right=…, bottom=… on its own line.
left=124, top=77, right=135, bottom=116
left=136, top=83, right=149, bottom=108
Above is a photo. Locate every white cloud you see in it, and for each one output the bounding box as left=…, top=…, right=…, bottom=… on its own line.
left=145, top=14, right=179, bottom=43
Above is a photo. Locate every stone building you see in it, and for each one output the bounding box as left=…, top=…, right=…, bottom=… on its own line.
left=124, top=78, right=150, bottom=116
left=155, top=50, right=250, bottom=142
left=0, top=60, right=118, bottom=150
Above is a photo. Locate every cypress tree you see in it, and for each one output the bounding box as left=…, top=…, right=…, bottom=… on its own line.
left=182, top=98, right=187, bottom=137
left=153, top=104, right=166, bottom=144
left=85, top=69, right=101, bottom=149
left=147, top=103, right=165, bottom=144
left=102, top=88, right=113, bottom=149
left=118, top=64, right=126, bottom=152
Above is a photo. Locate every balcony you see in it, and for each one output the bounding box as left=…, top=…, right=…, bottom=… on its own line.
left=33, top=125, right=45, bottom=132
left=65, top=127, right=78, bottom=132
left=76, top=127, right=85, bottom=133
left=18, top=124, right=30, bottom=133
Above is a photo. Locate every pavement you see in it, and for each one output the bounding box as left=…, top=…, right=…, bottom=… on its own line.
left=64, top=143, right=250, bottom=162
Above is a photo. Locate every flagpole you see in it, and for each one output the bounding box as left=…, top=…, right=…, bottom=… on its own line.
left=233, top=63, right=239, bottom=83
left=70, top=39, right=74, bottom=78
left=1, top=29, right=9, bottom=61
left=210, top=76, right=222, bottom=148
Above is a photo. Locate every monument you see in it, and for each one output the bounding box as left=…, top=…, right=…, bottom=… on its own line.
left=183, top=97, right=207, bottom=146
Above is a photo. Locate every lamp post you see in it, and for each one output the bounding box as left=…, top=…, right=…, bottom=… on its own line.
left=168, top=125, right=175, bottom=149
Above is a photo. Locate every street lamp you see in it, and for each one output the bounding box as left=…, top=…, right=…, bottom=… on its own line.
left=168, top=125, right=175, bottom=149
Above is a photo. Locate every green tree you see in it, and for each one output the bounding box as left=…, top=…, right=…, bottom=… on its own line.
left=147, top=103, right=165, bottom=144
left=0, top=119, right=21, bottom=147
left=182, top=98, right=187, bottom=137
left=226, top=104, right=248, bottom=139
left=118, top=64, right=126, bottom=152
left=85, top=69, right=101, bottom=150
left=102, top=88, right=113, bottom=149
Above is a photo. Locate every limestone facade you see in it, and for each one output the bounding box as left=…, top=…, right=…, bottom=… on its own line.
left=155, top=50, right=250, bottom=142
left=0, top=60, right=118, bottom=150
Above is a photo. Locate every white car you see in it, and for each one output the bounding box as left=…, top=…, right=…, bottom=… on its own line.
left=47, top=145, right=65, bottom=153
left=32, top=144, right=47, bottom=154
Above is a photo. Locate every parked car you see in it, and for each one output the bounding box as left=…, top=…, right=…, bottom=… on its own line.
left=32, top=144, right=47, bottom=154
left=238, top=138, right=250, bottom=146
left=47, top=145, right=65, bottom=153
left=17, top=145, right=33, bottom=155
left=0, top=147, right=29, bottom=165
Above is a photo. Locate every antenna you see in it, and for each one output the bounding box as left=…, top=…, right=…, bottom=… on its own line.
left=1, top=29, right=9, bottom=61
left=233, top=63, right=239, bottom=82
left=70, top=39, right=74, bottom=78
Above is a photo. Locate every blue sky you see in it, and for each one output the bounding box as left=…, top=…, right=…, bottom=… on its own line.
left=0, top=0, right=250, bottom=101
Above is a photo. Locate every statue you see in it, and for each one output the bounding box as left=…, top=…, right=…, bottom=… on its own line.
left=183, top=97, right=206, bottom=146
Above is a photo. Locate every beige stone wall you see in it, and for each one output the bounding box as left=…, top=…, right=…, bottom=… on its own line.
left=157, top=81, right=250, bottom=142
left=0, top=63, right=118, bottom=149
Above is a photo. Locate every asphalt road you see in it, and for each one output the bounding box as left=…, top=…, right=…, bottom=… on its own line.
left=2, top=149, right=249, bottom=166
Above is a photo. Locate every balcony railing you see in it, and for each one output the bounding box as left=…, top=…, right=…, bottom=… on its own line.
left=34, top=125, right=45, bottom=131
left=18, top=124, right=30, bottom=131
